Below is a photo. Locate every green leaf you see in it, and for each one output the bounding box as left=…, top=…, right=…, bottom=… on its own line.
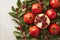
left=18, top=8, right=22, bottom=13
left=27, top=35, right=37, bottom=40
left=16, top=37, right=22, bottom=40
left=42, top=0, right=49, bottom=12
left=11, top=6, right=16, bottom=12
left=29, top=38, right=37, bottom=40
left=25, top=0, right=31, bottom=1
left=15, top=26, right=19, bottom=30
left=50, top=36, right=57, bottom=40
left=14, top=31, right=23, bottom=37
left=17, top=11, right=25, bottom=18
left=12, top=19, right=20, bottom=25
left=17, top=17, right=29, bottom=33
left=51, top=16, right=60, bottom=26
left=9, top=12, right=17, bottom=18
left=17, top=0, right=21, bottom=8
left=19, top=17, right=23, bottom=23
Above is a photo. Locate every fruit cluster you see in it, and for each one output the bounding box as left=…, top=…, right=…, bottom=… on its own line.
left=9, top=0, right=60, bottom=40
left=23, top=0, right=60, bottom=37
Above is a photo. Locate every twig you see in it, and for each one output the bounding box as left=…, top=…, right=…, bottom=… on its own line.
left=44, top=31, right=49, bottom=40
left=20, top=0, right=26, bottom=11
left=22, top=31, right=27, bottom=40
left=38, top=0, right=40, bottom=4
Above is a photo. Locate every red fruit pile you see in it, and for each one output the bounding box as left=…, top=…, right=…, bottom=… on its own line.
left=19, top=0, right=60, bottom=37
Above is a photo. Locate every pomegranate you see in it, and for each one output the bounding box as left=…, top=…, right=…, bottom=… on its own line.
left=23, top=12, right=34, bottom=24
left=49, top=23, right=60, bottom=35
left=32, top=3, right=43, bottom=14
left=46, top=9, right=57, bottom=20
left=34, top=14, right=50, bottom=29
left=29, top=26, right=40, bottom=37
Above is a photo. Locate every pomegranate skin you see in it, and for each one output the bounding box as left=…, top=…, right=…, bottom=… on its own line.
left=32, top=3, right=43, bottom=14
left=50, top=0, right=59, bottom=8
left=49, top=23, right=60, bottom=35
left=46, top=9, right=57, bottom=20
left=29, top=26, right=41, bottom=37
left=23, top=12, right=34, bottom=24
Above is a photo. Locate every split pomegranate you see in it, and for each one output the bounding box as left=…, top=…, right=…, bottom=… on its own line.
left=34, top=14, right=50, bottom=29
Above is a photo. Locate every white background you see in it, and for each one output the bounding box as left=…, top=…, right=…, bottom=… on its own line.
left=0, top=0, right=24, bottom=40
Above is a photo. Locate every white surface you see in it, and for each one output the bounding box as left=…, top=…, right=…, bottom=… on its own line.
left=0, top=0, right=21, bottom=40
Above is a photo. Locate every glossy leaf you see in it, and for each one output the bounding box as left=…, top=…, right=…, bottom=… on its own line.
left=9, top=12, right=17, bottom=18
left=17, top=0, right=21, bottom=8
left=14, top=31, right=23, bottom=37
left=12, top=19, right=20, bottom=25
left=11, top=6, right=16, bottom=12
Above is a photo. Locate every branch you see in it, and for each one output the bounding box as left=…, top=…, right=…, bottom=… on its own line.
left=20, top=0, right=26, bottom=11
